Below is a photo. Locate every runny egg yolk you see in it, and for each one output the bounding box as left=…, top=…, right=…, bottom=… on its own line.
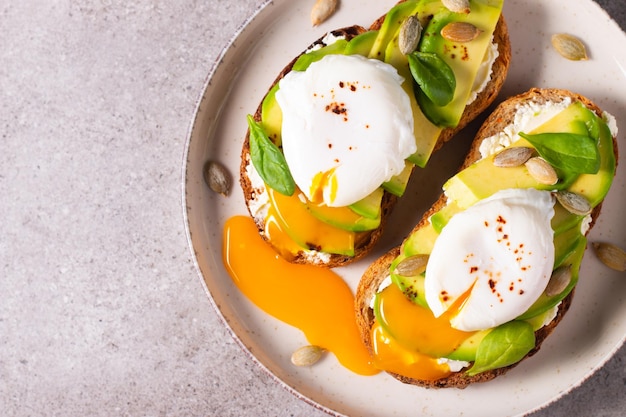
left=265, top=186, right=355, bottom=259
left=223, top=216, right=379, bottom=376
left=310, top=168, right=338, bottom=205
left=372, top=284, right=475, bottom=380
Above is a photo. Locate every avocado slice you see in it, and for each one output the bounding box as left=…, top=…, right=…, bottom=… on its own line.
left=306, top=199, right=381, bottom=232
left=382, top=160, right=414, bottom=196
left=292, top=38, right=349, bottom=71
left=383, top=19, right=443, bottom=168
left=261, top=83, right=282, bottom=146
left=390, top=252, right=428, bottom=308
left=344, top=30, right=379, bottom=56
left=349, top=187, right=384, bottom=219
left=444, top=102, right=614, bottom=209
left=416, top=0, right=504, bottom=127
left=368, top=1, right=422, bottom=60
left=446, top=329, right=490, bottom=362
left=517, top=236, right=586, bottom=321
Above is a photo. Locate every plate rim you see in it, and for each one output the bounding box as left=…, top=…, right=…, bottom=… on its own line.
left=181, top=1, right=626, bottom=416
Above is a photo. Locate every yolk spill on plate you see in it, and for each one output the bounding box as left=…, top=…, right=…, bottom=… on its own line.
left=223, top=215, right=379, bottom=376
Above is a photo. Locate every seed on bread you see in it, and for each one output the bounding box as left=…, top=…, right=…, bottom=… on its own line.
left=399, top=15, right=422, bottom=55
left=545, top=264, right=572, bottom=297
left=394, top=254, right=429, bottom=276
left=441, top=22, right=482, bottom=43
left=525, top=157, right=558, bottom=185
left=555, top=190, right=592, bottom=216
left=442, top=0, right=471, bottom=14
left=493, top=146, right=534, bottom=167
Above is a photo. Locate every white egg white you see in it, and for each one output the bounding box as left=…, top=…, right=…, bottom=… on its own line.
left=425, top=188, right=556, bottom=332
left=275, top=54, right=415, bottom=207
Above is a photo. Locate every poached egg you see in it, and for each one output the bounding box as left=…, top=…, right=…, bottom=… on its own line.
left=425, top=188, right=556, bottom=332
left=275, top=54, right=415, bottom=207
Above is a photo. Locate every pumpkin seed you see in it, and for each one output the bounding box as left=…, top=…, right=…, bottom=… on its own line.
left=440, top=22, right=482, bottom=43
left=525, top=157, right=558, bottom=185
left=592, top=242, right=626, bottom=272
left=493, top=147, right=535, bottom=168
left=291, top=345, right=325, bottom=367
left=203, top=160, right=231, bottom=196
left=310, top=0, right=337, bottom=26
left=551, top=34, right=589, bottom=61
left=545, top=264, right=572, bottom=297
left=442, top=0, right=470, bottom=14
left=394, top=254, right=429, bottom=277
left=555, top=190, right=592, bottom=216
left=399, top=15, right=422, bottom=55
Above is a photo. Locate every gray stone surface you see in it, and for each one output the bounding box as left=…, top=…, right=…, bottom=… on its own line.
left=0, top=1, right=624, bottom=416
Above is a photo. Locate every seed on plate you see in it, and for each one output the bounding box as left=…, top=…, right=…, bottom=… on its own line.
left=493, top=146, right=534, bottom=168
left=592, top=242, right=626, bottom=272
left=204, top=160, right=232, bottom=196
left=442, top=0, right=471, bottom=14
left=394, top=254, right=429, bottom=277
left=545, top=264, right=572, bottom=297
left=525, top=157, right=558, bottom=185
left=310, top=0, right=338, bottom=26
left=555, top=190, right=592, bottom=216
left=291, top=345, right=325, bottom=367
left=399, top=15, right=422, bottom=55
left=440, top=22, right=482, bottom=43
left=551, top=33, right=589, bottom=61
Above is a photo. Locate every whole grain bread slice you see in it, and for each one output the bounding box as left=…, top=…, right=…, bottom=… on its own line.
left=240, top=11, right=511, bottom=267
left=355, top=88, right=619, bottom=388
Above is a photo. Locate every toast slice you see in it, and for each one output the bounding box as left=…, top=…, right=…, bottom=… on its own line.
left=240, top=4, right=511, bottom=267
left=355, top=88, right=619, bottom=388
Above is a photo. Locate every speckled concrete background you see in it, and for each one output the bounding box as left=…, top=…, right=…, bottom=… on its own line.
left=1, top=1, right=624, bottom=416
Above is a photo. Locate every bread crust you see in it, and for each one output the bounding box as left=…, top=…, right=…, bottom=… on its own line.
left=240, top=10, right=511, bottom=267
left=355, top=88, right=619, bottom=388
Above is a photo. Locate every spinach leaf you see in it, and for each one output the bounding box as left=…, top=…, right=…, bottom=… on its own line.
left=466, top=321, right=535, bottom=376
left=407, top=51, right=456, bottom=107
left=519, top=132, right=600, bottom=175
left=247, top=115, right=296, bottom=196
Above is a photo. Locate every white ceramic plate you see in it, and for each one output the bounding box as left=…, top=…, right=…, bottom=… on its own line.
left=183, top=1, right=626, bottom=416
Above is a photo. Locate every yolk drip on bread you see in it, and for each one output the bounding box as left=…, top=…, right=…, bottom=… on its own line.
left=372, top=284, right=475, bottom=380
left=223, top=216, right=378, bottom=376
left=265, top=186, right=356, bottom=260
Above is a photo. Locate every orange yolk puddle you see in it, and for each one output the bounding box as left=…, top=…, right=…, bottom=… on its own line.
left=266, top=187, right=354, bottom=258
left=372, top=285, right=475, bottom=380
left=223, top=216, right=379, bottom=376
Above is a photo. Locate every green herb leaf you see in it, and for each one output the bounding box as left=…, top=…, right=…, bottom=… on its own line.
left=519, top=132, right=600, bottom=175
left=407, top=51, right=456, bottom=107
left=466, top=321, right=535, bottom=376
left=247, top=115, right=296, bottom=196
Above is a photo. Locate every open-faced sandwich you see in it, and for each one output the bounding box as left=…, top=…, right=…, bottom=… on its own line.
left=240, top=0, right=511, bottom=266
left=355, top=88, right=619, bottom=388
